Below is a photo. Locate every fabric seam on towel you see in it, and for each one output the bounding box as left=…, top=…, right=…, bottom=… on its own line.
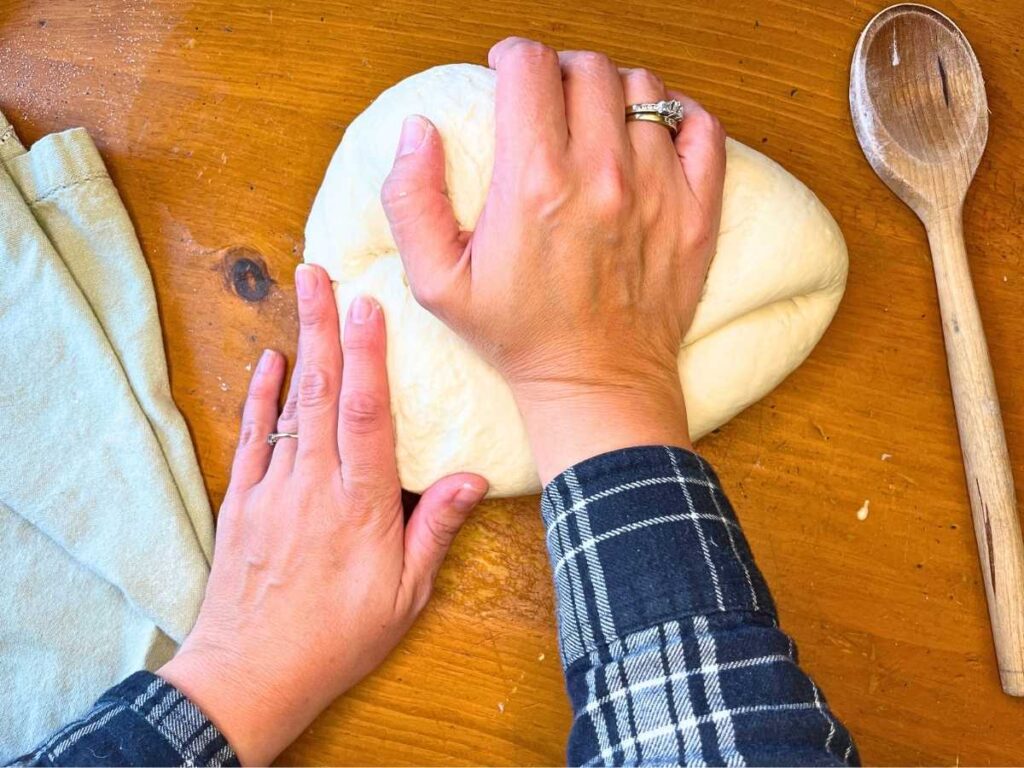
left=0, top=160, right=207, bottom=640
left=0, top=121, right=214, bottom=565
left=1, top=157, right=210, bottom=566
left=25, top=172, right=110, bottom=206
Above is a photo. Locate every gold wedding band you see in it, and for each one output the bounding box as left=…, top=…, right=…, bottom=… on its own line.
left=625, top=99, right=685, bottom=137
left=625, top=112, right=680, bottom=136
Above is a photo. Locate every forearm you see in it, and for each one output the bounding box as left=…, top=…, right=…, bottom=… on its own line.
left=540, top=445, right=858, bottom=766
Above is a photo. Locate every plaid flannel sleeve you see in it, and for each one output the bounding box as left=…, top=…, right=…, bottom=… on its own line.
left=543, top=445, right=858, bottom=767
left=7, top=671, right=238, bottom=767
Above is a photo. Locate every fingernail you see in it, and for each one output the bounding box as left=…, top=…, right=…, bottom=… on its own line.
left=398, top=115, right=427, bottom=157
left=349, top=295, right=376, bottom=324
left=295, top=264, right=316, bottom=300
left=257, top=349, right=276, bottom=373
left=453, top=481, right=487, bottom=511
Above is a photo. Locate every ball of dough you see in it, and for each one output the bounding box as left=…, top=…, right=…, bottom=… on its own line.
left=305, top=64, right=848, bottom=497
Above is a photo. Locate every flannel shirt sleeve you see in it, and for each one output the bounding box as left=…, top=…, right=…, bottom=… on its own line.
left=6, top=671, right=238, bottom=767
left=542, top=445, right=858, bottom=767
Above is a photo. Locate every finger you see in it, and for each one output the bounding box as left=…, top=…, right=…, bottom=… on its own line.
left=400, top=473, right=488, bottom=612
left=489, top=37, right=567, bottom=162
left=294, top=263, right=342, bottom=467
left=339, top=295, right=399, bottom=501
left=619, top=67, right=676, bottom=166
left=267, top=343, right=302, bottom=474
left=381, top=115, right=469, bottom=314
left=667, top=90, right=727, bottom=207
left=558, top=50, right=627, bottom=152
left=229, top=349, right=285, bottom=491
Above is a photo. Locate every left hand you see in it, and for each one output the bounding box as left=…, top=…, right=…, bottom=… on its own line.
left=159, top=263, right=488, bottom=766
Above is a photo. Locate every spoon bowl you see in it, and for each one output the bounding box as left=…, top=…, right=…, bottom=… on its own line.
left=851, top=4, right=988, bottom=217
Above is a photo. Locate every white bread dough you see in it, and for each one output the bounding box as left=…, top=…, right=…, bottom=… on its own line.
left=305, top=64, right=848, bottom=497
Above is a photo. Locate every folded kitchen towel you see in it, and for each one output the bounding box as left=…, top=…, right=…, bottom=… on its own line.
left=0, top=111, right=213, bottom=759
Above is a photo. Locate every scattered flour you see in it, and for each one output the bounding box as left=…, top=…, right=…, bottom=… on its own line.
left=856, top=500, right=870, bottom=521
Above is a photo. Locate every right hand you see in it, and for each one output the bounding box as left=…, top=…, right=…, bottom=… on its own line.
left=381, top=38, right=726, bottom=482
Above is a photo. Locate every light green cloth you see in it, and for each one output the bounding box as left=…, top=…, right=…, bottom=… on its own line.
left=0, top=112, right=213, bottom=758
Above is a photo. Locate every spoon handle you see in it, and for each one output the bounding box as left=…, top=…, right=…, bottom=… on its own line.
left=926, top=210, right=1024, bottom=695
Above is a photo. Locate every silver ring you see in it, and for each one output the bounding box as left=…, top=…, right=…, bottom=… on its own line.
left=625, top=99, right=685, bottom=136
left=267, top=431, right=298, bottom=446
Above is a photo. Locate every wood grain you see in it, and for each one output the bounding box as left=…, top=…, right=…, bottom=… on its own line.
left=2, top=0, right=1024, bottom=763
left=851, top=3, right=1024, bottom=697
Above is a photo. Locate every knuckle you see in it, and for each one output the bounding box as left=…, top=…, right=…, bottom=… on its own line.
left=521, top=156, right=569, bottom=212
left=298, top=303, right=328, bottom=330
left=298, top=364, right=336, bottom=407
left=342, top=480, right=374, bottom=508
left=342, top=317, right=383, bottom=351
left=344, top=483, right=400, bottom=524
left=277, top=396, right=298, bottom=427
left=408, top=279, right=443, bottom=310
left=340, top=391, right=385, bottom=434
left=577, top=50, right=611, bottom=71
left=691, top=109, right=723, bottom=138
left=424, top=514, right=460, bottom=549
left=590, top=156, right=632, bottom=219
left=246, top=378, right=276, bottom=405
left=380, top=174, right=414, bottom=211
left=238, top=418, right=266, bottom=448
left=627, top=67, right=664, bottom=92
left=510, top=41, right=557, bottom=69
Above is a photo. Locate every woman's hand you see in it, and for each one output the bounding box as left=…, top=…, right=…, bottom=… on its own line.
left=381, top=38, right=726, bottom=482
left=159, top=264, right=487, bottom=766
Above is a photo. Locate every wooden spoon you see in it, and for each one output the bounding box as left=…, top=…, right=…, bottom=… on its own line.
left=851, top=4, right=1024, bottom=696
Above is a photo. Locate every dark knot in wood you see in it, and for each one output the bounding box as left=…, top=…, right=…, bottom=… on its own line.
left=220, top=246, right=273, bottom=303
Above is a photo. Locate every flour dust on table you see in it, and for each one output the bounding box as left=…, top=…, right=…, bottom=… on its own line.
left=304, top=64, right=848, bottom=497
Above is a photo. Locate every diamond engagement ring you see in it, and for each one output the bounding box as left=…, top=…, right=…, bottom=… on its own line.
left=625, top=99, right=685, bottom=137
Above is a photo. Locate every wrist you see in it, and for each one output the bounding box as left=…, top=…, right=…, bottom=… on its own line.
left=511, top=374, right=692, bottom=486
left=158, top=636, right=298, bottom=766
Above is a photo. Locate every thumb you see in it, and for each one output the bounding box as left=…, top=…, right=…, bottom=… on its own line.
left=401, top=473, right=488, bottom=613
left=380, top=115, right=468, bottom=312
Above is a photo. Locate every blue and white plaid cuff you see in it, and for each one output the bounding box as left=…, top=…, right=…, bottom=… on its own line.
left=542, top=445, right=775, bottom=667
left=8, top=671, right=238, bottom=767
left=542, top=446, right=858, bottom=766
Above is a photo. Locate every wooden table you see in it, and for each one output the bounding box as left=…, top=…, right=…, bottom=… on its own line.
left=3, top=0, right=1023, bottom=763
